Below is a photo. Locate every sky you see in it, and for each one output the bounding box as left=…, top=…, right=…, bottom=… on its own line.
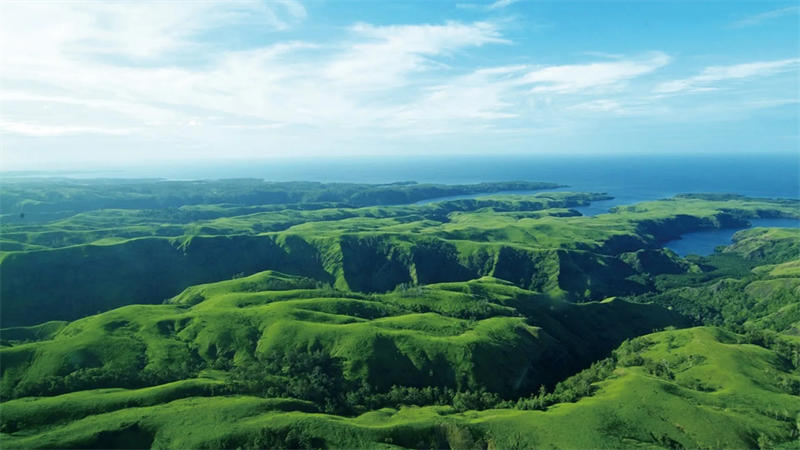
left=0, top=0, right=798, bottom=170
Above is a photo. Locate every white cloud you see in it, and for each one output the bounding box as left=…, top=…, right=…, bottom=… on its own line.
left=275, top=0, right=308, bottom=20
left=0, top=1, right=305, bottom=65
left=325, top=21, right=507, bottom=88
left=0, top=8, right=511, bottom=140
left=731, top=6, right=799, bottom=28
left=0, top=1, right=680, bottom=151
left=521, top=52, right=671, bottom=93
left=0, top=1, right=319, bottom=134
left=656, top=58, right=800, bottom=93
left=381, top=52, right=674, bottom=131
left=567, top=99, right=625, bottom=113
left=390, top=65, right=525, bottom=128
left=456, top=0, right=521, bottom=11
left=0, top=121, right=136, bottom=137
left=743, top=98, right=800, bottom=109
left=1, top=0, right=788, bottom=166
left=566, top=98, right=668, bottom=117
left=488, top=0, right=521, bottom=10
left=381, top=53, right=673, bottom=131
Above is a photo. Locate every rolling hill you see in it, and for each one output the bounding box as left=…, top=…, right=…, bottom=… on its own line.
left=1, top=180, right=799, bottom=448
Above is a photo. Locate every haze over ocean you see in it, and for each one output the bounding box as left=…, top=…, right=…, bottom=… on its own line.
left=9, top=153, right=798, bottom=203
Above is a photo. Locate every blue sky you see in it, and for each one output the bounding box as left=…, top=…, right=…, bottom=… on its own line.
left=1, top=0, right=798, bottom=169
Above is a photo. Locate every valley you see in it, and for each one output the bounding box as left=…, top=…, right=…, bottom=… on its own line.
left=1, top=180, right=799, bottom=448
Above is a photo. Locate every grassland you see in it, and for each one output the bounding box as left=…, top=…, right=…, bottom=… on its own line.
left=3, top=190, right=797, bottom=326
left=1, top=180, right=799, bottom=448
left=3, top=327, right=798, bottom=449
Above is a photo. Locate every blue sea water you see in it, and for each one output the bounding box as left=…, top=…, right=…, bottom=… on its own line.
left=664, top=218, right=800, bottom=257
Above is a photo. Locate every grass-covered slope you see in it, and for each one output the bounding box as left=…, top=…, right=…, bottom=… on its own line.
left=3, top=327, right=798, bottom=449
left=724, top=227, right=800, bottom=263
left=3, top=193, right=797, bottom=326
left=0, top=179, right=563, bottom=221
left=0, top=272, right=687, bottom=403
left=629, top=227, right=800, bottom=336
left=0, top=234, right=329, bottom=326
left=472, top=327, right=800, bottom=449
left=2, top=181, right=800, bottom=449
left=0, top=191, right=607, bottom=251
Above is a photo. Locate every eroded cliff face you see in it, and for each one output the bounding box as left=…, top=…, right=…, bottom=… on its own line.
left=4, top=195, right=797, bottom=327
left=0, top=270, right=689, bottom=404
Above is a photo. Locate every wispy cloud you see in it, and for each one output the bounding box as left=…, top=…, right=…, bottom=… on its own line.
left=390, top=65, right=525, bottom=128
left=731, top=6, right=799, bottom=28
left=655, top=59, right=800, bottom=93
left=0, top=1, right=306, bottom=65
left=0, top=0, right=795, bottom=165
left=456, top=0, right=523, bottom=12
left=0, top=121, right=137, bottom=137
left=488, top=0, right=521, bottom=10
left=0, top=1, right=512, bottom=140
left=567, top=99, right=626, bottom=113
left=325, top=21, right=507, bottom=88
left=387, top=53, right=673, bottom=129
left=521, top=52, right=671, bottom=93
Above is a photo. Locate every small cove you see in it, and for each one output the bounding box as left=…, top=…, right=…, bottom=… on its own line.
left=663, top=218, right=800, bottom=257
left=415, top=190, right=799, bottom=257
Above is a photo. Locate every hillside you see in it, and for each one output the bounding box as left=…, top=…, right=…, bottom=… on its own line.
left=2, top=190, right=797, bottom=326
left=3, top=327, right=798, bottom=449
left=0, top=179, right=563, bottom=222
left=1, top=181, right=799, bottom=449
left=0, top=272, right=689, bottom=403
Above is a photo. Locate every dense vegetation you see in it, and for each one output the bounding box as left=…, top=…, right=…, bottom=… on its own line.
left=1, top=179, right=799, bottom=448
left=0, top=179, right=562, bottom=222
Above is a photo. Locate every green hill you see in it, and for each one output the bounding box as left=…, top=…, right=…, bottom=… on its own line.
left=2, top=181, right=800, bottom=448
left=0, top=272, right=688, bottom=402
left=3, top=193, right=797, bottom=326
left=3, top=327, right=798, bottom=449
